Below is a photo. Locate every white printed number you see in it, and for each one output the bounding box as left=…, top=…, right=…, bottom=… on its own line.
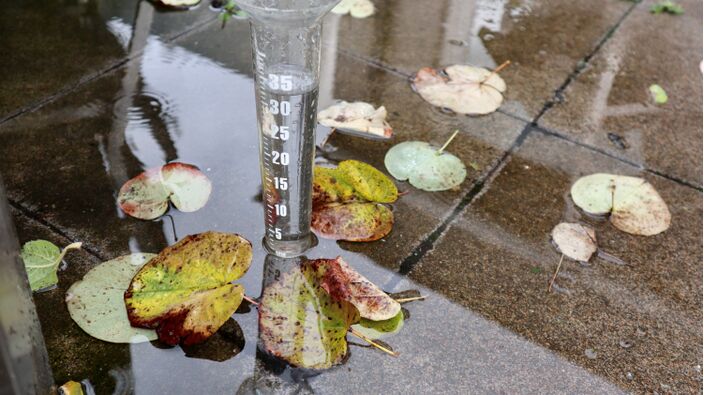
left=272, top=151, right=289, bottom=166
left=274, top=177, right=288, bottom=190
left=268, top=74, right=293, bottom=91
left=275, top=204, right=287, bottom=217
left=269, top=99, right=291, bottom=116
left=269, top=125, right=289, bottom=140
left=274, top=228, right=282, bottom=240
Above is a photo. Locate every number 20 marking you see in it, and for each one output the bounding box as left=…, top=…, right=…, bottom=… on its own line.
left=272, top=151, right=289, bottom=166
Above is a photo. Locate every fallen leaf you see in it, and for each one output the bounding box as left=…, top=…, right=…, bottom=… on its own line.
left=259, top=261, right=360, bottom=369
left=649, top=84, right=668, bottom=104
left=551, top=223, right=597, bottom=262
left=313, top=257, right=401, bottom=320
left=118, top=162, right=212, bottom=220
left=411, top=64, right=506, bottom=115
left=21, top=240, right=82, bottom=291
left=318, top=101, right=392, bottom=139
left=387, top=289, right=421, bottom=301
left=155, top=0, right=200, bottom=8
left=312, top=203, right=394, bottom=242
left=312, top=160, right=398, bottom=242
left=59, top=381, right=84, bottom=395
left=384, top=141, right=466, bottom=191
left=125, top=231, right=252, bottom=345
left=332, top=0, right=375, bottom=18
left=351, top=311, right=404, bottom=340
left=571, top=174, right=671, bottom=236
left=67, top=253, right=158, bottom=343
left=650, top=1, right=684, bottom=14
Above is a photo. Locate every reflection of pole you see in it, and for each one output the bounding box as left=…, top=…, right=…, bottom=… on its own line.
left=106, top=0, right=155, bottom=188
left=235, top=254, right=316, bottom=394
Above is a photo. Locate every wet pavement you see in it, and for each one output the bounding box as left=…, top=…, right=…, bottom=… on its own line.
left=0, top=0, right=701, bottom=394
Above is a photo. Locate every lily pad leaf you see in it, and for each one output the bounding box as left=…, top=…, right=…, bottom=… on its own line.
left=332, top=0, right=375, bottom=18
left=259, top=261, right=360, bottom=369
left=118, top=162, right=212, bottom=220
left=351, top=310, right=404, bottom=340
left=571, top=174, right=671, bottom=236
left=551, top=223, right=597, bottom=262
left=67, top=253, right=158, bottom=343
left=649, top=84, right=668, bottom=104
left=312, top=160, right=398, bottom=242
left=412, top=65, right=506, bottom=115
left=318, top=101, right=392, bottom=139
left=315, top=257, right=401, bottom=321
left=125, top=231, right=252, bottom=345
left=384, top=141, right=467, bottom=191
left=312, top=203, right=393, bottom=242
left=21, top=240, right=82, bottom=292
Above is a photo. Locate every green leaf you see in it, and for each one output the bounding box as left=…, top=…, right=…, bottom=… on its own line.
left=118, top=162, right=212, bottom=220
left=312, top=160, right=398, bottom=242
left=259, top=260, right=360, bottom=369
left=570, top=173, right=671, bottom=236
left=314, top=257, right=401, bottom=321
left=351, top=311, right=404, bottom=340
left=650, top=1, right=684, bottom=14
left=21, top=240, right=82, bottom=291
left=67, top=253, right=158, bottom=343
left=384, top=141, right=467, bottom=191
left=649, top=84, right=668, bottom=104
left=124, top=231, right=252, bottom=345
left=59, top=381, right=84, bottom=395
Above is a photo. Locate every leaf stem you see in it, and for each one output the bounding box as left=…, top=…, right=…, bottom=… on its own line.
left=547, top=254, right=564, bottom=293
left=243, top=295, right=259, bottom=307
left=349, top=328, right=399, bottom=357
left=436, top=130, right=460, bottom=155
left=28, top=242, right=82, bottom=269
left=482, top=60, right=511, bottom=84
left=393, top=295, right=427, bottom=303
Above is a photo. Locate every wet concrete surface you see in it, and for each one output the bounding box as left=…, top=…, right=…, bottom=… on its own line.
left=412, top=131, right=703, bottom=394
left=0, top=0, right=701, bottom=393
left=540, top=0, right=703, bottom=186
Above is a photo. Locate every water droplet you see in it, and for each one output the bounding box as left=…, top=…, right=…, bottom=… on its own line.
left=626, top=372, right=634, bottom=381
left=584, top=348, right=597, bottom=359
left=483, top=33, right=495, bottom=41
left=619, top=340, right=633, bottom=349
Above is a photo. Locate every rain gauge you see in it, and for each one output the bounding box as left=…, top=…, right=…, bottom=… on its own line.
left=237, top=0, right=340, bottom=257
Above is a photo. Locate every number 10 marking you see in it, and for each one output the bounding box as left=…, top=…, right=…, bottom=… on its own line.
left=275, top=204, right=287, bottom=217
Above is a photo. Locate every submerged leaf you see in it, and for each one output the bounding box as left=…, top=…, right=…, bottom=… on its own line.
left=571, top=174, right=671, bottom=236
left=551, top=223, right=597, bottom=262
left=21, top=240, right=82, bottom=291
left=67, top=254, right=158, bottom=343
left=125, top=231, right=252, bottom=345
left=384, top=141, right=467, bottom=191
left=118, top=162, right=212, bottom=220
left=351, top=311, right=404, bottom=340
left=181, top=318, right=245, bottom=362
left=649, top=84, right=668, bottom=104
left=332, top=0, right=375, bottom=18
left=314, top=257, right=401, bottom=321
left=312, top=203, right=393, bottom=242
left=318, top=101, right=392, bottom=139
left=312, top=160, right=398, bottom=242
left=412, top=65, right=506, bottom=115
left=259, top=261, right=360, bottom=369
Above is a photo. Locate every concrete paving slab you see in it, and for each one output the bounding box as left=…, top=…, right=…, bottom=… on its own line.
left=411, top=130, right=703, bottom=393
left=540, top=0, right=703, bottom=186
left=322, top=0, right=633, bottom=120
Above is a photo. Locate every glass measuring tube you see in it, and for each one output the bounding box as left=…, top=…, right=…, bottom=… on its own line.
left=237, top=0, right=339, bottom=257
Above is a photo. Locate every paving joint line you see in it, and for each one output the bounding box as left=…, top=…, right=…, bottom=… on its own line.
left=533, top=126, right=703, bottom=191
left=331, top=46, right=412, bottom=79
left=532, top=0, right=640, bottom=123
left=0, top=14, right=218, bottom=127
left=8, top=199, right=108, bottom=262
left=396, top=124, right=533, bottom=276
